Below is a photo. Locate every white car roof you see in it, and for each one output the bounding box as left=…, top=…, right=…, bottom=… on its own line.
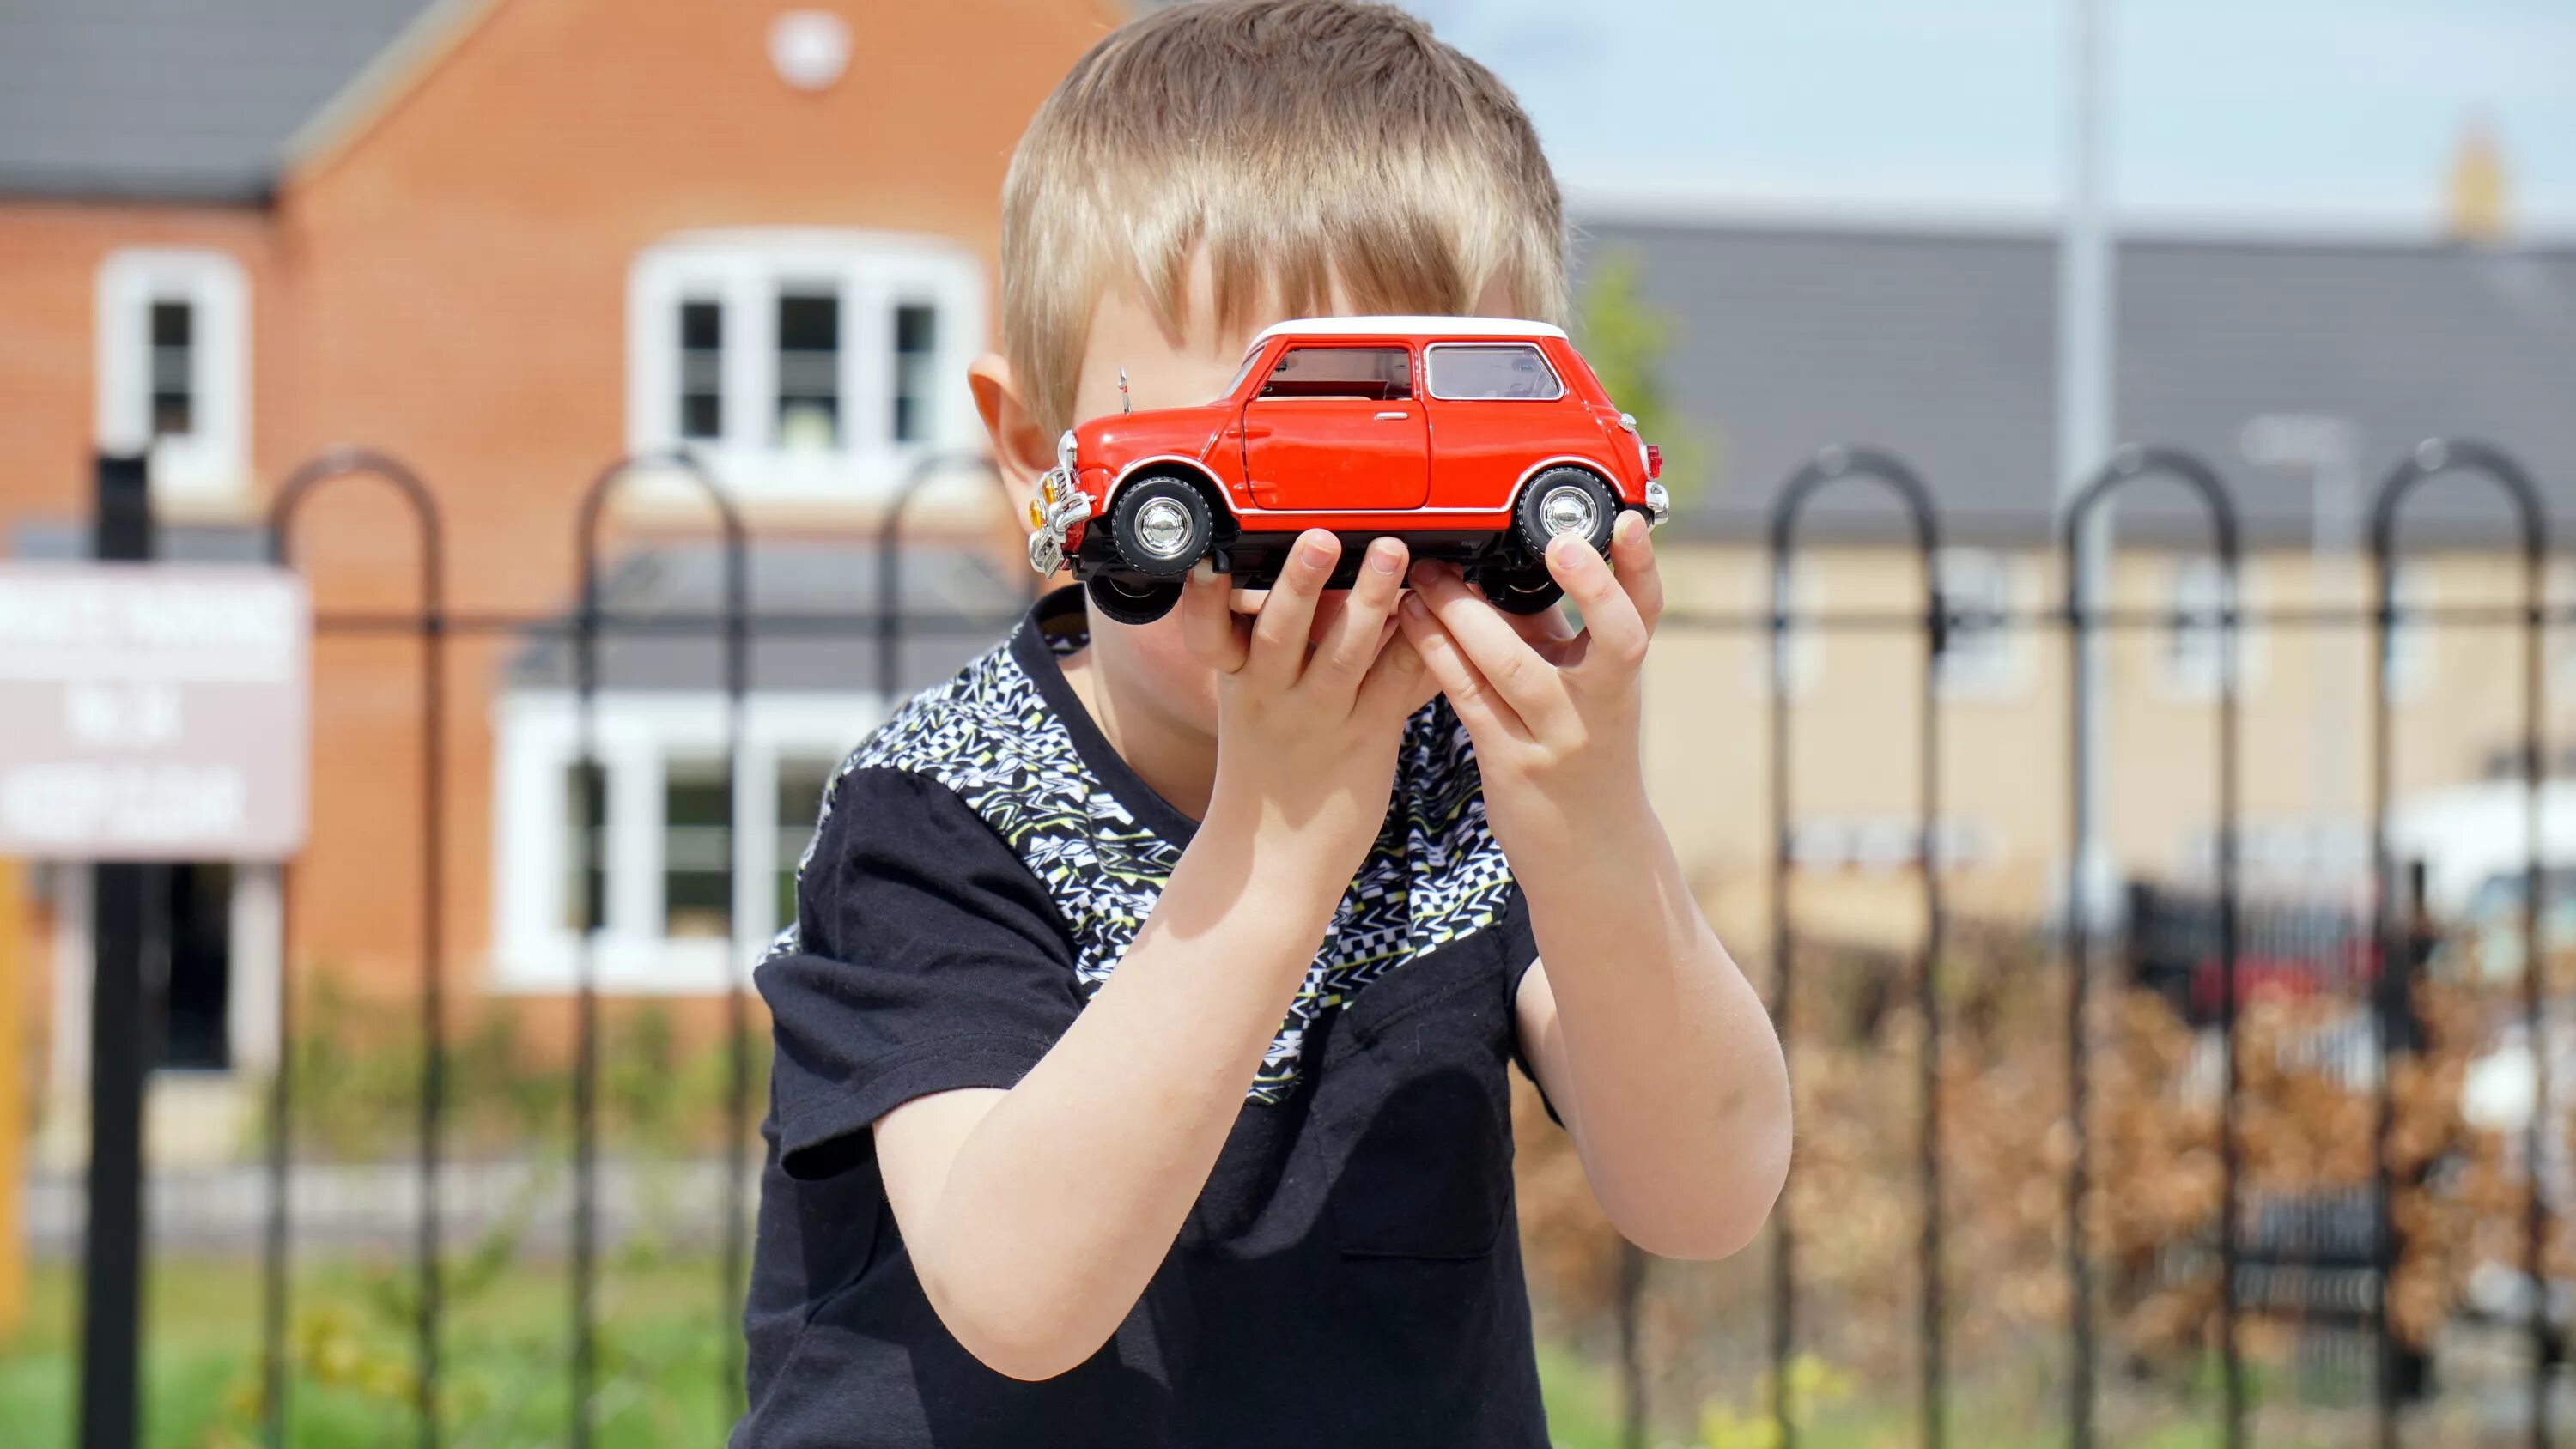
left=1249, top=315, right=1568, bottom=344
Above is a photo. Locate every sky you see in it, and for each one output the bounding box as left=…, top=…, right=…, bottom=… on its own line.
left=1408, top=0, right=2576, bottom=233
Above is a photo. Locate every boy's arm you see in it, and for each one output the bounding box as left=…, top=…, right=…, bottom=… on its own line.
left=1399, top=520, right=1792, bottom=1262
left=872, top=534, right=1436, bottom=1382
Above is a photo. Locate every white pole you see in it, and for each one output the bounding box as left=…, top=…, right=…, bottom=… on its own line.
left=2060, top=0, right=2115, bottom=922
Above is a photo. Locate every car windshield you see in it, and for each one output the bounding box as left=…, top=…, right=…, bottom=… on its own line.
left=1217, top=341, right=1265, bottom=402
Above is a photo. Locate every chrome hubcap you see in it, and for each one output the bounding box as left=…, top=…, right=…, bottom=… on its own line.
left=1134, top=497, right=1195, bottom=558
left=1540, top=483, right=1599, bottom=539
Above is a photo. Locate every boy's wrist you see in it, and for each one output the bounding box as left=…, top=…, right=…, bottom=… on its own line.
left=1508, top=792, right=1674, bottom=923
left=1194, top=784, right=1371, bottom=919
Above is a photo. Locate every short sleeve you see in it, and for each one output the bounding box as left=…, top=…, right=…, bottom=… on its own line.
left=754, top=767, right=1083, bottom=1180
left=1496, top=886, right=1564, bottom=1127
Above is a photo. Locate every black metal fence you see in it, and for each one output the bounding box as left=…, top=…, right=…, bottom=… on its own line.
left=41, top=433, right=2568, bottom=1447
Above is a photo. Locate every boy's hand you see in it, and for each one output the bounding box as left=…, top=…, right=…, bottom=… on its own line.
left=1179, top=529, right=1437, bottom=885
left=1396, top=512, right=1663, bottom=861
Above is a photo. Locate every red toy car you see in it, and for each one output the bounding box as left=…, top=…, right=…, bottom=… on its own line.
left=1025, top=316, right=1669, bottom=623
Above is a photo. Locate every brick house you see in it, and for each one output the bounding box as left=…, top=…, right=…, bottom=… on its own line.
left=8, top=0, right=2574, bottom=1166
left=0, top=0, right=1116, bottom=1147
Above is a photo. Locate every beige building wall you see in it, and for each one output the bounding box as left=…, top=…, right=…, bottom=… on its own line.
left=1643, top=540, right=2569, bottom=949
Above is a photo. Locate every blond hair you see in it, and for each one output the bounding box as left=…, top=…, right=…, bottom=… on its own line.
left=1000, top=0, right=1569, bottom=437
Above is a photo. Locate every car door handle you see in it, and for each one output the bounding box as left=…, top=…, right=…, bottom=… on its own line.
left=1374, top=410, right=1410, bottom=421
left=1239, top=424, right=1273, bottom=440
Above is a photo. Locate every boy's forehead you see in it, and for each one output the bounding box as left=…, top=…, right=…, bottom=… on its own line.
left=1066, top=253, right=1522, bottom=416
left=1088, top=254, right=1337, bottom=364
left=1073, top=263, right=1334, bottom=409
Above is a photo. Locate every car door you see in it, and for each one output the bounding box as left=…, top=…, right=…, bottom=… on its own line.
left=1239, top=343, right=1429, bottom=512
left=1419, top=340, right=1583, bottom=510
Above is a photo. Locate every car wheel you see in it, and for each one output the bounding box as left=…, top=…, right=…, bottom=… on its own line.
left=1473, top=567, right=1564, bottom=615
left=1087, top=573, right=1183, bottom=626
left=1512, top=466, right=1616, bottom=562
left=1110, top=475, right=1215, bottom=577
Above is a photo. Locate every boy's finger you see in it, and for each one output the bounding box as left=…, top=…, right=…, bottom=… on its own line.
left=1607, top=510, right=1665, bottom=633
left=1504, top=603, right=1577, bottom=646
left=1303, top=537, right=1409, bottom=700
left=1354, top=618, right=1440, bottom=725
left=1246, top=530, right=1337, bottom=690
left=1179, top=560, right=1249, bottom=674
left=1407, top=561, right=1567, bottom=733
left=1395, top=592, right=1531, bottom=744
left=1546, top=533, right=1649, bottom=680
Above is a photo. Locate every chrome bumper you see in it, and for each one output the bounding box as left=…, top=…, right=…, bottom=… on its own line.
left=1643, top=480, right=1671, bottom=529
left=1024, top=466, right=1094, bottom=577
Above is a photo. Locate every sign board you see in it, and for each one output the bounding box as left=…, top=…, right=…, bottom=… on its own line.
left=0, top=564, right=308, bottom=861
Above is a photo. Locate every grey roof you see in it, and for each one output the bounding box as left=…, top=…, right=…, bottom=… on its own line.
left=0, top=0, right=439, bottom=202
left=507, top=541, right=1034, bottom=697
left=1584, top=220, right=2576, bottom=548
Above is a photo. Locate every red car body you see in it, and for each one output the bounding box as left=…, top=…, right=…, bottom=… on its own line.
left=1026, top=316, right=1668, bottom=621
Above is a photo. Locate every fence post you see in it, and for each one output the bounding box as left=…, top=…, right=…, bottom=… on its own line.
left=1766, top=444, right=1945, bottom=1449
left=2365, top=437, right=2549, bottom=1449
left=873, top=452, right=1006, bottom=704
left=0, top=854, right=20, bottom=1344
left=568, top=449, right=746, bottom=1446
left=265, top=447, right=448, bottom=1448
left=2060, top=445, right=2243, bottom=1449
left=78, top=451, right=155, bottom=1449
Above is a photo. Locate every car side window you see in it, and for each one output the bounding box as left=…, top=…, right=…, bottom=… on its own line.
left=1426, top=343, right=1564, bottom=401
left=1255, top=345, right=1413, bottom=402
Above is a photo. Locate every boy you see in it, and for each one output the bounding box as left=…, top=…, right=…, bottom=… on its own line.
left=738, top=3, right=1791, bottom=1445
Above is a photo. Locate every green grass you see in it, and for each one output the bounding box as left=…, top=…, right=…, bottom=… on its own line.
left=0, top=1259, right=1643, bottom=1448
left=2, top=1256, right=738, bottom=1447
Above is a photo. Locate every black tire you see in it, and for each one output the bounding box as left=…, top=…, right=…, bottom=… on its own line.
left=1110, top=475, right=1216, bottom=577
left=1087, top=573, right=1183, bottom=626
left=1474, top=568, right=1565, bottom=615
left=1512, top=466, right=1616, bottom=562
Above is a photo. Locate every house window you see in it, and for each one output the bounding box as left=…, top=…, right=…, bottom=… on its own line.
left=678, top=300, right=724, bottom=440
left=96, top=248, right=250, bottom=501
left=2164, top=556, right=2263, bottom=699
left=1934, top=549, right=2025, bottom=699
left=628, top=229, right=984, bottom=500
left=663, top=760, right=733, bottom=939
left=775, top=290, right=841, bottom=448
left=1750, top=558, right=1825, bottom=699
left=494, top=693, right=884, bottom=992
left=775, top=756, right=837, bottom=925
left=2381, top=563, right=2433, bottom=701
left=892, top=304, right=938, bottom=444
left=565, top=761, right=606, bottom=932
left=160, top=864, right=233, bottom=1070
left=150, top=302, right=195, bottom=437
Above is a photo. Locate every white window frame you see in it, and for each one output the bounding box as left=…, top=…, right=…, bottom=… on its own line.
left=2160, top=555, right=2265, bottom=701
left=626, top=228, right=983, bottom=503
left=94, top=248, right=251, bottom=503
left=1932, top=548, right=2030, bottom=700
left=489, top=689, right=884, bottom=993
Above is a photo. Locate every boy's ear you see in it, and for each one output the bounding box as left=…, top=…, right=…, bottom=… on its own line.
left=969, top=353, right=1054, bottom=514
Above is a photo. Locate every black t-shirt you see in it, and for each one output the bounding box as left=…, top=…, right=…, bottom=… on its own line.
left=737, top=585, right=1552, bottom=1448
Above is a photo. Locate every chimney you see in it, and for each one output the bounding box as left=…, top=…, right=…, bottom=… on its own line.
left=2445, top=114, right=2508, bottom=246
